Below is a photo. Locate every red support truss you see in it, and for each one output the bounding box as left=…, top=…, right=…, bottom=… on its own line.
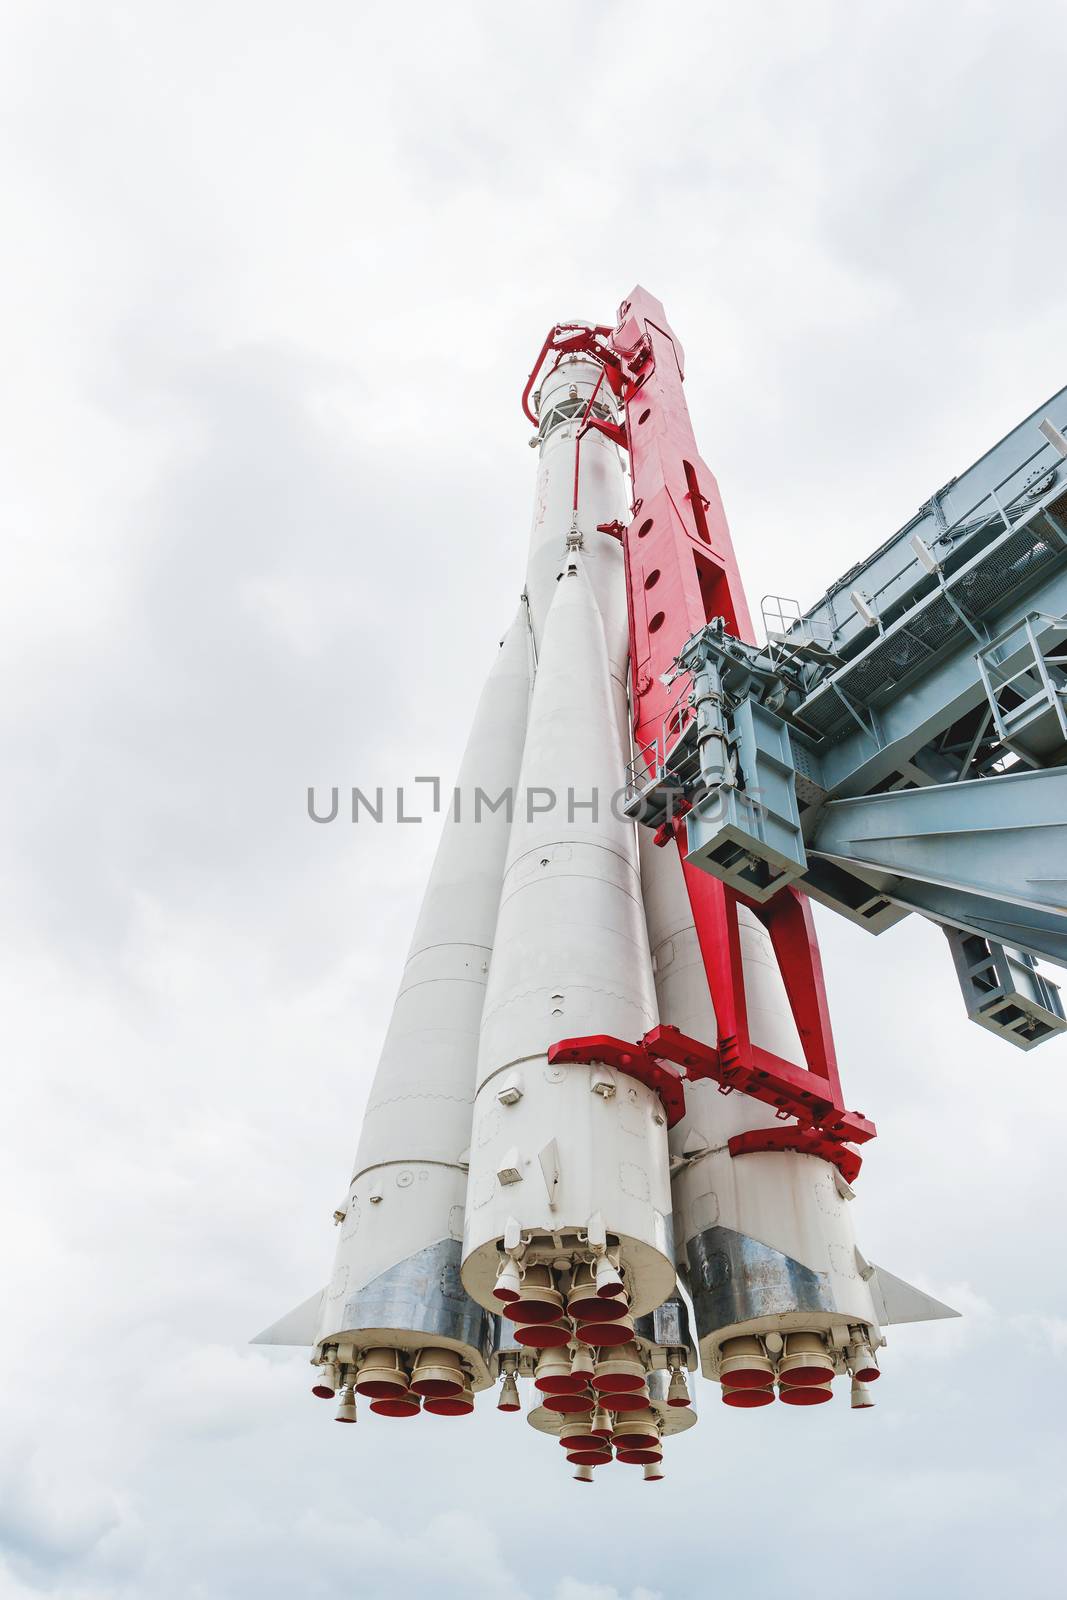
left=528, top=289, right=873, bottom=1172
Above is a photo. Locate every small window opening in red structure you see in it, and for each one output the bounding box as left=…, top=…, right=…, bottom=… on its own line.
left=683, top=461, right=712, bottom=544
left=694, top=549, right=739, bottom=635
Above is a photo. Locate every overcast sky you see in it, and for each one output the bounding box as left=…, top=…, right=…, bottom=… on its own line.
left=2, top=2, right=1066, bottom=1597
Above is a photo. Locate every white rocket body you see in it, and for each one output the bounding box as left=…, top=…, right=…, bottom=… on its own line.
left=299, top=612, right=531, bottom=1387
left=461, top=362, right=673, bottom=1317
left=521, top=357, right=632, bottom=721
left=258, top=327, right=955, bottom=1434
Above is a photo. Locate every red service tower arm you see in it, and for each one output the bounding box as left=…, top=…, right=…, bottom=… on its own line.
left=542, top=288, right=874, bottom=1179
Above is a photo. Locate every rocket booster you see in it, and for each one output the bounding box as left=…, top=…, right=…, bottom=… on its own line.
left=642, top=834, right=887, bottom=1400
left=258, top=608, right=532, bottom=1412
left=463, top=351, right=673, bottom=1329
left=257, top=296, right=956, bottom=1473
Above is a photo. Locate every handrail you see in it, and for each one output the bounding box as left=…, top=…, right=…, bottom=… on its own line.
left=520, top=322, right=616, bottom=427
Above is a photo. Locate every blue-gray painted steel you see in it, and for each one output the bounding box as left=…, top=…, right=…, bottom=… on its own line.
left=802, top=571, right=1067, bottom=797
left=943, top=927, right=1065, bottom=1049
left=871, top=876, right=1067, bottom=967
left=685, top=696, right=808, bottom=899
left=811, top=768, right=1067, bottom=916
left=796, top=386, right=1067, bottom=660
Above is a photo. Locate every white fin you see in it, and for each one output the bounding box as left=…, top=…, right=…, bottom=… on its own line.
left=866, top=1263, right=960, bottom=1326
left=250, top=1287, right=325, bottom=1347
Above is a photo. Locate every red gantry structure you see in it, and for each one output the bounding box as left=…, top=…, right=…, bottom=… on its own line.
left=541, top=291, right=874, bottom=1185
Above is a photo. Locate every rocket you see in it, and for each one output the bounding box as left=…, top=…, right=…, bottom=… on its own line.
left=256, top=290, right=957, bottom=1477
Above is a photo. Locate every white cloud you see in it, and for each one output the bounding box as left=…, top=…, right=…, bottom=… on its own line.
left=555, top=1585, right=663, bottom=1600
left=2, top=2, right=1067, bottom=1597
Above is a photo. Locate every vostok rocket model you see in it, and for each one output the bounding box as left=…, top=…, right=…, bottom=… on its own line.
left=258, top=289, right=1067, bottom=1480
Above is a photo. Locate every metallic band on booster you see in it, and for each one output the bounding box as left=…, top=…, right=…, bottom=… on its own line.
left=687, top=1225, right=836, bottom=1337
left=341, top=1238, right=496, bottom=1367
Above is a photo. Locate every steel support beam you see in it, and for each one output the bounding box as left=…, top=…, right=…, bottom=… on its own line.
left=811, top=767, right=1067, bottom=964
left=800, top=568, right=1067, bottom=800
left=870, top=878, right=1067, bottom=969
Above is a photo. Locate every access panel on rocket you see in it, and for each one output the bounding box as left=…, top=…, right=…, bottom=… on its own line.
left=254, top=290, right=957, bottom=1481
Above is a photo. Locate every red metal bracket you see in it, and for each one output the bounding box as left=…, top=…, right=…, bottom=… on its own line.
left=579, top=414, right=628, bottom=450
left=521, top=323, right=620, bottom=427
left=546, top=1027, right=871, bottom=1175
left=643, top=1025, right=875, bottom=1144
left=728, top=1127, right=863, bottom=1186
left=652, top=797, right=691, bottom=848
left=547, top=1035, right=687, bottom=1129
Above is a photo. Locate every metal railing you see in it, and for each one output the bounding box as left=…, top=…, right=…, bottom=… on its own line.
left=624, top=673, right=696, bottom=806
left=809, top=423, right=1066, bottom=644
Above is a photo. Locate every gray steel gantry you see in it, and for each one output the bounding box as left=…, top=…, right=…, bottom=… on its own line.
left=626, top=389, right=1067, bottom=1051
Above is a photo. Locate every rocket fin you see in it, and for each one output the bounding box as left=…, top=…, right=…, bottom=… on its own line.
left=864, top=1261, right=960, bottom=1325
left=250, top=1287, right=325, bottom=1347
